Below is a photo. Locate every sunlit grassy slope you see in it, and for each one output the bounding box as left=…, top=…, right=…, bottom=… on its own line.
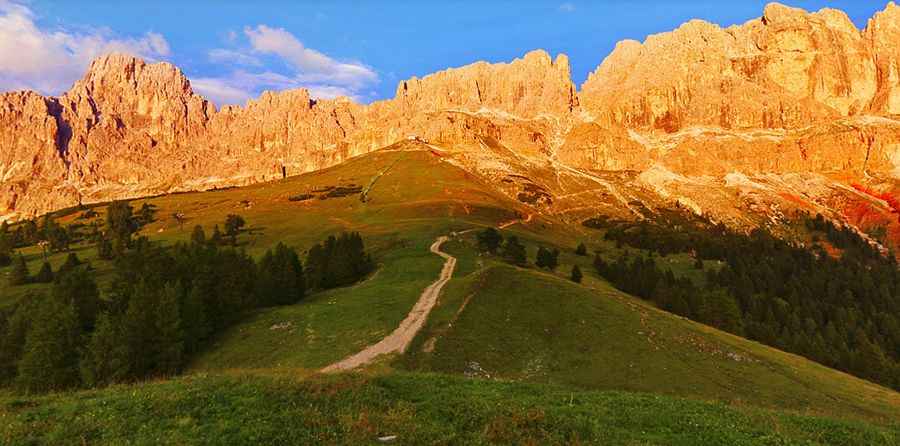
left=402, top=242, right=900, bottom=423
left=1, top=145, right=898, bottom=438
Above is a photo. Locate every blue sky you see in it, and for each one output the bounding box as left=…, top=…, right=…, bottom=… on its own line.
left=0, top=1, right=891, bottom=106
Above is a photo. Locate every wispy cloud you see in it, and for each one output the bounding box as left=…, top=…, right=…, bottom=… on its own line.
left=0, top=1, right=170, bottom=95
left=208, top=48, right=261, bottom=67
left=559, top=2, right=576, bottom=13
left=195, top=25, right=378, bottom=106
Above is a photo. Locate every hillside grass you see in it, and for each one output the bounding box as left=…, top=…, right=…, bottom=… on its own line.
left=188, top=238, right=445, bottom=372
left=1, top=372, right=897, bottom=446
left=402, top=242, right=900, bottom=424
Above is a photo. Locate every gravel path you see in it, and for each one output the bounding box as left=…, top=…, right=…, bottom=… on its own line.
left=322, top=235, right=456, bottom=372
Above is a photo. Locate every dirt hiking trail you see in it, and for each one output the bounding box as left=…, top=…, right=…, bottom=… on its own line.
left=322, top=235, right=456, bottom=372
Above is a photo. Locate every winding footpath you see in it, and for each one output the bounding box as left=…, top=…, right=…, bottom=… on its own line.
left=322, top=236, right=456, bottom=372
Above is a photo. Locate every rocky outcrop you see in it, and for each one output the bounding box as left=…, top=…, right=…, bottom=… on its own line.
left=3, top=3, right=900, bottom=220
left=580, top=3, right=883, bottom=131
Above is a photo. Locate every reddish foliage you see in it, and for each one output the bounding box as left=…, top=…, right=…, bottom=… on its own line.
left=850, top=184, right=900, bottom=223
left=778, top=192, right=810, bottom=208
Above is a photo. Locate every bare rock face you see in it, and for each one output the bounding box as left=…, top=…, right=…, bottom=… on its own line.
left=866, top=2, right=900, bottom=114
left=3, top=3, right=900, bottom=224
left=392, top=50, right=577, bottom=118
left=580, top=3, right=880, bottom=131
left=0, top=91, right=71, bottom=219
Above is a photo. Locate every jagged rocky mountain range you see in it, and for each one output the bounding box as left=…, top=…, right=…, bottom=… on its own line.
left=3, top=2, right=900, bottom=245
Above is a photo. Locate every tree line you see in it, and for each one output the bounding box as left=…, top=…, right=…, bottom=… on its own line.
left=476, top=227, right=582, bottom=282
left=594, top=213, right=900, bottom=390
left=1, top=203, right=374, bottom=393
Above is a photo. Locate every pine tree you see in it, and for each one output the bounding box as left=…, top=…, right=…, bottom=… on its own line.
left=257, top=243, right=305, bottom=306
left=476, top=228, right=503, bottom=254
left=570, top=265, right=583, bottom=283
left=0, top=297, right=39, bottom=382
left=15, top=296, right=82, bottom=392
left=181, top=282, right=210, bottom=353
left=190, top=225, right=206, bottom=246
left=34, top=261, right=53, bottom=283
left=9, top=254, right=29, bottom=285
left=536, top=247, right=550, bottom=269
left=0, top=230, right=12, bottom=266
left=79, top=312, right=128, bottom=387
left=548, top=249, right=560, bottom=271
left=120, top=280, right=158, bottom=378
left=210, top=225, right=224, bottom=246
left=97, top=236, right=114, bottom=260
left=224, top=214, right=246, bottom=245
left=137, top=202, right=156, bottom=226
left=575, top=242, right=587, bottom=256
left=57, top=252, right=82, bottom=278
left=305, top=242, right=328, bottom=290
left=155, top=284, right=185, bottom=376
left=52, top=267, right=100, bottom=332
left=22, top=220, right=38, bottom=246
left=501, top=236, right=528, bottom=266
left=106, top=201, right=137, bottom=248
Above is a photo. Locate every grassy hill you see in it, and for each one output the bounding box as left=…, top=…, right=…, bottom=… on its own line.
left=1, top=145, right=899, bottom=443
left=402, top=255, right=900, bottom=424
left=2, top=372, right=897, bottom=445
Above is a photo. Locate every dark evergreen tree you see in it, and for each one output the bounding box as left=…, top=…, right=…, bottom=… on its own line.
left=305, top=242, right=328, bottom=290
left=8, top=254, right=29, bottom=285
left=548, top=249, right=560, bottom=271
left=210, top=225, right=224, bottom=246
left=256, top=243, right=305, bottom=306
left=476, top=227, right=503, bottom=254
left=0, top=297, right=39, bottom=383
left=501, top=236, right=528, bottom=266
left=120, top=280, right=159, bottom=378
left=304, top=232, right=372, bottom=291
left=181, top=282, right=210, bottom=353
left=190, top=225, right=206, bottom=246
left=97, top=236, right=114, bottom=260
left=22, top=219, right=39, bottom=246
left=79, top=312, right=128, bottom=387
left=536, top=247, right=559, bottom=270
left=34, top=261, right=53, bottom=283
left=56, top=252, right=82, bottom=278
left=224, top=214, right=246, bottom=245
left=106, top=200, right=137, bottom=247
left=137, top=203, right=157, bottom=226
left=52, top=267, right=101, bottom=332
left=570, top=265, right=583, bottom=283
left=155, top=284, right=185, bottom=376
left=0, top=230, right=13, bottom=266
left=575, top=242, right=588, bottom=256
left=15, top=296, right=82, bottom=392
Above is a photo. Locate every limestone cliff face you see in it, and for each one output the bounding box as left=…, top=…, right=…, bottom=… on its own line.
left=3, top=3, right=900, bottom=220
left=867, top=2, right=900, bottom=114
left=580, top=2, right=882, bottom=131
left=572, top=2, right=900, bottom=177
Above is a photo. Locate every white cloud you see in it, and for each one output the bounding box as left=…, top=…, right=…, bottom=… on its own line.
left=0, top=1, right=171, bottom=95
left=198, top=25, right=378, bottom=106
left=208, top=48, right=261, bottom=67
left=559, top=2, right=576, bottom=12
left=190, top=77, right=254, bottom=105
